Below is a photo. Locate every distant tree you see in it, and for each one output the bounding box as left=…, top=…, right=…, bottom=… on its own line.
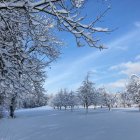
left=91, top=89, right=99, bottom=109
left=126, top=74, right=140, bottom=111
left=62, top=89, right=69, bottom=110
left=113, top=93, right=121, bottom=108
left=78, top=73, right=96, bottom=113
left=67, top=91, right=77, bottom=111
left=120, top=91, right=132, bottom=108
left=98, top=88, right=115, bottom=111
left=103, top=93, right=111, bottom=111
left=52, top=89, right=64, bottom=110
left=97, top=88, right=104, bottom=108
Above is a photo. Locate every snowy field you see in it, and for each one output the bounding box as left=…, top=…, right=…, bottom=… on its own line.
left=0, top=107, right=140, bottom=140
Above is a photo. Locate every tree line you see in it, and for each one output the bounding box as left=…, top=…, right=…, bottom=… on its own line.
left=51, top=74, right=140, bottom=113
left=1, top=73, right=140, bottom=118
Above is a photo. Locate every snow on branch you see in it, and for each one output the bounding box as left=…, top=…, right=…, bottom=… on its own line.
left=0, top=0, right=110, bottom=49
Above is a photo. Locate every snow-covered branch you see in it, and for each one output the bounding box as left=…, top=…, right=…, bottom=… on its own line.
left=0, top=0, right=110, bottom=48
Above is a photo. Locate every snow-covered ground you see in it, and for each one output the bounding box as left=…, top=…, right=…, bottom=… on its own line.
left=0, top=107, right=140, bottom=140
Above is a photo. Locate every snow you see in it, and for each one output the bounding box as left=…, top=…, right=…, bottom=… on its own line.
left=55, top=9, right=68, bottom=14
left=17, top=106, right=53, bottom=112
left=73, top=0, right=85, bottom=8
left=1, top=107, right=140, bottom=140
left=92, top=27, right=109, bottom=32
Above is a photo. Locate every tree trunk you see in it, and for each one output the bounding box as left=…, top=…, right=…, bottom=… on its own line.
left=108, top=105, right=111, bottom=111
left=86, top=106, right=88, bottom=113
left=71, top=106, right=73, bottom=112
left=123, top=104, right=125, bottom=108
left=9, top=96, right=16, bottom=118
left=84, top=104, right=85, bottom=108
left=10, top=105, right=15, bottom=118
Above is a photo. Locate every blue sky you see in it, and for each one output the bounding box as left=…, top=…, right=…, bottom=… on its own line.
left=44, top=0, right=140, bottom=94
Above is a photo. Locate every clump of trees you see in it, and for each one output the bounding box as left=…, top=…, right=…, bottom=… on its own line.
left=51, top=73, right=118, bottom=112
left=51, top=89, right=78, bottom=111
left=76, top=76, right=117, bottom=111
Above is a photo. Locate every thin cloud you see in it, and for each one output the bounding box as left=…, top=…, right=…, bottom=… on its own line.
left=134, top=21, right=140, bottom=28
left=103, top=78, right=127, bottom=91
left=135, top=54, right=140, bottom=60
left=110, top=61, right=140, bottom=76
